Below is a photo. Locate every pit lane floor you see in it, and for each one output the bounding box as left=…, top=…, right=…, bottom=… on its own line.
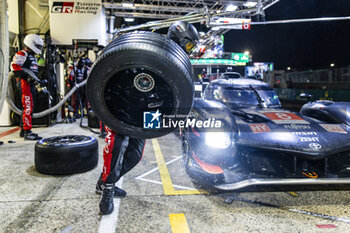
left=1, top=122, right=350, bottom=233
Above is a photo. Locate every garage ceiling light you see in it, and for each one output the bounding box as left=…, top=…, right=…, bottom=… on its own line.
left=124, top=17, right=135, bottom=22
left=121, top=2, right=134, bottom=8
left=226, top=4, right=238, bottom=12
left=244, top=1, right=258, bottom=7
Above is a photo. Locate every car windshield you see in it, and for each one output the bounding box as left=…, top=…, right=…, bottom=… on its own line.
left=257, top=90, right=281, bottom=106
left=252, top=85, right=281, bottom=106
left=213, top=86, right=259, bottom=106
left=212, top=85, right=280, bottom=107
left=222, top=73, right=241, bottom=79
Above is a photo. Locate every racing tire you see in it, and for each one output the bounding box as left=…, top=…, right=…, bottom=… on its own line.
left=35, top=135, right=98, bottom=175
left=87, top=31, right=194, bottom=139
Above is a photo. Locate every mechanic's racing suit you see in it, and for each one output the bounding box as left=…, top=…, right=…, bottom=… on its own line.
left=10, top=49, right=39, bottom=131
left=102, top=126, right=146, bottom=184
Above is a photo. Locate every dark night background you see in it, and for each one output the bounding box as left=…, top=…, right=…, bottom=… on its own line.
left=224, top=0, right=350, bottom=70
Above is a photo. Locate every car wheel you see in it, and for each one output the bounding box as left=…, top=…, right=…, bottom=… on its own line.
left=35, top=135, right=98, bottom=175
left=87, top=31, right=194, bottom=139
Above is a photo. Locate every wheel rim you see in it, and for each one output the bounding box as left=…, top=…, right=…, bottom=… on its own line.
left=104, top=68, right=175, bottom=127
left=43, top=136, right=91, bottom=145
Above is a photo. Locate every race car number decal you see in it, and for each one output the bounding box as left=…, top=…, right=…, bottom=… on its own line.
left=249, top=123, right=271, bottom=133
left=263, top=112, right=309, bottom=124
left=319, top=124, right=347, bottom=134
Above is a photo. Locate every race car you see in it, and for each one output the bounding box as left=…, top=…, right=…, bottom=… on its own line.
left=181, top=78, right=350, bottom=191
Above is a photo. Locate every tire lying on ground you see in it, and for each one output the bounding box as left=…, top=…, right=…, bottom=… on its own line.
left=87, top=31, right=194, bottom=139
left=35, top=135, right=98, bottom=175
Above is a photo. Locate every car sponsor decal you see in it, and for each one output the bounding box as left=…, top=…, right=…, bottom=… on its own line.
left=263, top=112, right=309, bottom=124
left=291, top=132, right=319, bottom=142
left=319, top=124, right=347, bottom=134
left=299, top=137, right=319, bottom=142
left=302, top=171, right=318, bottom=178
left=292, top=132, right=317, bottom=136
left=248, top=123, right=271, bottom=133
left=309, top=143, right=322, bottom=150
left=284, top=124, right=311, bottom=130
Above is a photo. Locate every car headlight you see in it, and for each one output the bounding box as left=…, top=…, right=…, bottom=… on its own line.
left=204, top=132, right=231, bottom=149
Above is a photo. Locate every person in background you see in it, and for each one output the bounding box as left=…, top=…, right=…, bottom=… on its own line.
left=97, top=21, right=199, bottom=215
left=11, top=34, right=44, bottom=140
left=201, top=68, right=209, bottom=82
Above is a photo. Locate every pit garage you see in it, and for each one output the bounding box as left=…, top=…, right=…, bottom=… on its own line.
left=1, top=0, right=350, bottom=232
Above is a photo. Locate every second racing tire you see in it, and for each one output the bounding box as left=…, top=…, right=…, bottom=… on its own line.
left=35, top=135, right=98, bottom=175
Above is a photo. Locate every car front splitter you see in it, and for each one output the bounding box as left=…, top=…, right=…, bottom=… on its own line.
left=214, top=178, right=350, bottom=190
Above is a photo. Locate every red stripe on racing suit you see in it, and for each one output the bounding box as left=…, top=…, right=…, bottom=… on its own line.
left=102, top=126, right=146, bottom=184
left=11, top=49, right=37, bottom=131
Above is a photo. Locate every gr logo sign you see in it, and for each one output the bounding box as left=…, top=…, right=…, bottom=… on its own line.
left=51, top=2, right=74, bottom=13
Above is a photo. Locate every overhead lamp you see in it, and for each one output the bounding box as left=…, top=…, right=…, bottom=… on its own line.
left=287, top=67, right=291, bottom=70
left=244, top=1, right=257, bottom=7
left=330, top=63, right=335, bottom=67
left=121, top=2, right=134, bottom=8
left=124, top=17, right=135, bottom=22
left=226, top=4, right=238, bottom=12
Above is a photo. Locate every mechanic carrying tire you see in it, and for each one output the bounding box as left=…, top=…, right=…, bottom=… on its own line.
left=11, top=34, right=44, bottom=140
left=87, top=22, right=197, bottom=139
left=91, top=21, right=199, bottom=215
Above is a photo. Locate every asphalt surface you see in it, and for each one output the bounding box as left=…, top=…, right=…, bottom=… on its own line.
left=1, top=122, right=350, bottom=233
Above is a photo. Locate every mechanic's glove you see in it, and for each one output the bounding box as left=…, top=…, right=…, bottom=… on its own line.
left=13, top=70, right=28, bottom=80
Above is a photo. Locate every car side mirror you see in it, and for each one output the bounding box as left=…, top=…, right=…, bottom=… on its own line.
left=299, top=93, right=312, bottom=101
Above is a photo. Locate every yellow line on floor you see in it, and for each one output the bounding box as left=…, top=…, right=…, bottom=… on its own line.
left=288, top=191, right=299, bottom=197
left=169, top=213, right=191, bottom=233
left=151, top=139, right=205, bottom=195
left=152, top=139, right=175, bottom=194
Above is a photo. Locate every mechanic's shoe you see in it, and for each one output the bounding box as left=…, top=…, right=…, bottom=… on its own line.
left=114, top=186, right=127, bottom=197
left=19, top=129, right=25, bottom=137
left=99, top=183, right=114, bottom=215
left=20, top=129, right=38, bottom=137
left=96, top=177, right=127, bottom=197
left=23, top=131, right=42, bottom=141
